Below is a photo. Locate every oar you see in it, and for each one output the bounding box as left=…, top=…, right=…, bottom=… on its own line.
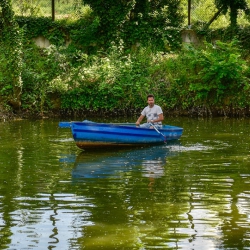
left=150, top=123, right=167, bottom=142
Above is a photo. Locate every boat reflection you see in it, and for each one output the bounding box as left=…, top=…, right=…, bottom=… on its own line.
left=71, top=142, right=180, bottom=180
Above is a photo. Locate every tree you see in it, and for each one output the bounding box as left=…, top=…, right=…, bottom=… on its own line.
left=214, top=0, right=250, bottom=29
left=82, top=0, right=183, bottom=50
left=0, top=0, right=23, bottom=111
left=82, top=0, right=135, bottom=43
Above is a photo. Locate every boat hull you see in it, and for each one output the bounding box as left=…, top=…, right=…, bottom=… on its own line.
left=71, top=122, right=183, bottom=149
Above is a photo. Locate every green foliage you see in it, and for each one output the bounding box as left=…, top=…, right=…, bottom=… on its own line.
left=69, top=14, right=100, bottom=52
left=167, top=40, right=249, bottom=109
left=16, top=16, right=69, bottom=45
left=82, top=0, right=184, bottom=51
left=15, top=15, right=103, bottom=52
left=15, top=4, right=98, bottom=49
left=2, top=28, right=249, bottom=115
left=50, top=40, right=250, bottom=112
left=0, top=0, right=24, bottom=109
left=53, top=43, right=152, bottom=110
left=1, top=0, right=250, bottom=117
left=215, top=0, right=250, bottom=28
left=13, top=1, right=184, bottom=53
left=20, top=43, right=73, bottom=113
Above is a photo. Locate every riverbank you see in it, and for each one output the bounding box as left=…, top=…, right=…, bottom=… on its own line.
left=1, top=105, right=250, bottom=122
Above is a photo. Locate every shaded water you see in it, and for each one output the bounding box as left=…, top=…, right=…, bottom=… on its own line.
left=0, top=118, right=250, bottom=249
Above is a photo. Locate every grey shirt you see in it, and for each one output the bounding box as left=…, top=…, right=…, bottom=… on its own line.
left=141, top=105, right=163, bottom=125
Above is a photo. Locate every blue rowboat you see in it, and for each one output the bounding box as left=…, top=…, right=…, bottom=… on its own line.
left=59, top=120, right=183, bottom=149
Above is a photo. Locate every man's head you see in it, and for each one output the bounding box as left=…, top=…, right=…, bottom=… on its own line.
left=147, top=94, right=155, bottom=107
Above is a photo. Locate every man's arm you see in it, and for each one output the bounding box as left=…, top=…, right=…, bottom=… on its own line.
left=136, top=114, right=145, bottom=126
left=149, top=113, right=164, bottom=123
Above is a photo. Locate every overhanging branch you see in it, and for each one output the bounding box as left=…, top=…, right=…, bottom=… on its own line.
left=204, top=6, right=224, bottom=29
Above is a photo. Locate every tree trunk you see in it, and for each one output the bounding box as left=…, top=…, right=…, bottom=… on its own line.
left=230, top=6, right=238, bottom=29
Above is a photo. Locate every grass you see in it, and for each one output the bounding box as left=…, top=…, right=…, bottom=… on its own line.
left=12, top=0, right=83, bottom=19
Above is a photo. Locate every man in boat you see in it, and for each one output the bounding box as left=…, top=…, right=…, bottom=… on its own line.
left=135, top=94, right=164, bottom=128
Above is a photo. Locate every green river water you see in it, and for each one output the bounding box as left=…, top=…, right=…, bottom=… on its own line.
left=0, top=117, right=250, bottom=249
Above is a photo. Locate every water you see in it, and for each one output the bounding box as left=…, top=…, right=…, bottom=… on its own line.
left=0, top=118, right=250, bottom=249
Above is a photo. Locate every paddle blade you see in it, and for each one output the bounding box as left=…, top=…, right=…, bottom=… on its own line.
left=150, top=123, right=167, bottom=143
left=59, top=122, right=71, bottom=128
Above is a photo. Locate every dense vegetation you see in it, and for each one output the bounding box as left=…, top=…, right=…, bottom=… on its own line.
left=1, top=0, right=250, bottom=119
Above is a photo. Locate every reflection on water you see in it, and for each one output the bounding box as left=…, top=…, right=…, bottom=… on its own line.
left=69, top=144, right=181, bottom=196
left=1, top=118, right=250, bottom=249
left=7, top=193, right=94, bottom=249
left=69, top=145, right=178, bottom=180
